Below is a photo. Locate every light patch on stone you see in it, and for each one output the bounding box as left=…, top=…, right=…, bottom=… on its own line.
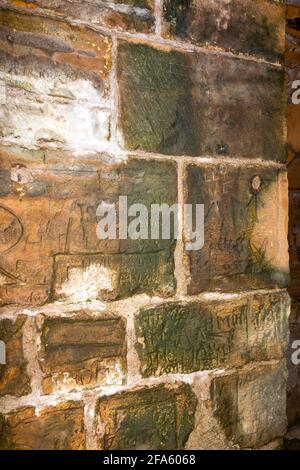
left=104, top=359, right=124, bottom=386
left=48, top=358, right=125, bottom=393
left=251, top=176, right=289, bottom=273
left=58, top=264, right=113, bottom=303
left=1, top=79, right=111, bottom=152
left=11, top=164, right=33, bottom=184
left=0, top=274, right=9, bottom=285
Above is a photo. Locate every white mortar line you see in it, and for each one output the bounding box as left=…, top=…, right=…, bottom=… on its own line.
left=0, top=288, right=289, bottom=319
left=174, top=159, right=189, bottom=295
left=154, top=0, right=163, bottom=38
left=22, top=316, right=44, bottom=396
left=0, top=359, right=284, bottom=414
left=0, top=138, right=288, bottom=169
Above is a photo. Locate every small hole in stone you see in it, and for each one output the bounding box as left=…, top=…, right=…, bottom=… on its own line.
left=251, top=175, right=261, bottom=193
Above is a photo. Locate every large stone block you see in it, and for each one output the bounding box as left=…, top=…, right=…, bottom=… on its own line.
left=185, top=164, right=289, bottom=293
left=210, top=361, right=287, bottom=448
left=0, top=316, right=30, bottom=397
left=0, top=153, right=177, bottom=305
left=95, top=384, right=197, bottom=450
left=3, top=0, right=155, bottom=33
left=117, top=41, right=285, bottom=160
left=0, top=9, right=112, bottom=153
left=38, top=312, right=127, bottom=393
left=162, top=0, right=285, bottom=62
left=136, top=292, right=290, bottom=376
left=0, top=401, right=85, bottom=450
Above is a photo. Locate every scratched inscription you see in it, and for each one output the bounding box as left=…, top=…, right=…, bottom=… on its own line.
left=135, top=292, right=289, bottom=376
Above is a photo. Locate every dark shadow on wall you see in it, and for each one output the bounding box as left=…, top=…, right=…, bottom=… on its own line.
left=286, top=2, right=300, bottom=438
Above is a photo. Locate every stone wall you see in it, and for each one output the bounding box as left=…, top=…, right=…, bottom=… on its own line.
left=286, top=0, right=300, bottom=427
left=0, top=0, right=290, bottom=449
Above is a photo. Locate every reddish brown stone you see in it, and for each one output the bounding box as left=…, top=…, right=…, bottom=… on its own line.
left=1, top=402, right=85, bottom=450
left=162, top=0, right=285, bottom=62
left=38, top=312, right=127, bottom=393
left=5, top=0, right=155, bottom=33
left=0, top=153, right=177, bottom=305
left=185, top=163, right=289, bottom=293
left=0, top=316, right=30, bottom=397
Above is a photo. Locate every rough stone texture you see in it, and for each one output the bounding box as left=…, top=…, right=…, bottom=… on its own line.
left=95, top=384, right=197, bottom=450
left=0, top=0, right=290, bottom=452
left=162, top=0, right=285, bottom=62
left=38, top=312, right=127, bottom=393
left=0, top=9, right=112, bottom=154
left=136, top=292, right=290, bottom=377
left=0, top=316, right=31, bottom=397
left=185, top=164, right=289, bottom=293
left=3, top=0, right=155, bottom=33
left=0, top=402, right=85, bottom=450
left=117, top=41, right=285, bottom=160
left=210, top=361, right=287, bottom=449
left=0, top=153, right=177, bottom=305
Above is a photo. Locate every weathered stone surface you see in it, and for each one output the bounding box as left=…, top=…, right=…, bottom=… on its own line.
left=162, top=0, right=285, bottom=62
left=95, top=384, right=197, bottom=450
left=38, top=312, right=126, bottom=393
left=185, top=164, right=289, bottom=293
left=0, top=153, right=176, bottom=305
left=136, top=292, right=290, bottom=377
left=0, top=9, right=112, bottom=154
left=0, top=316, right=30, bottom=397
left=4, top=0, right=155, bottom=33
left=117, top=41, right=285, bottom=160
left=1, top=402, right=85, bottom=450
left=210, top=361, right=287, bottom=448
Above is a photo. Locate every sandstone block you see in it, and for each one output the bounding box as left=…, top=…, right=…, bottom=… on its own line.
left=162, top=0, right=285, bottom=62
left=3, top=0, right=155, bottom=33
left=0, top=402, right=85, bottom=450
left=136, top=292, right=290, bottom=376
left=95, top=384, right=197, bottom=450
left=118, top=41, right=285, bottom=160
left=0, top=316, right=30, bottom=397
left=38, top=312, right=127, bottom=393
left=210, top=361, right=287, bottom=448
left=0, top=9, right=112, bottom=153
left=185, top=164, right=289, bottom=293
left=0, top=154, right=177, bottom=305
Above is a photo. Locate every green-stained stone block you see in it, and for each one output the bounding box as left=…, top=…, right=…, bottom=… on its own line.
left=95, top=384, right=197, bottom=449
left=136, top=292, right=290, bottom=376
left=117, top=41, right=285, bottom=160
